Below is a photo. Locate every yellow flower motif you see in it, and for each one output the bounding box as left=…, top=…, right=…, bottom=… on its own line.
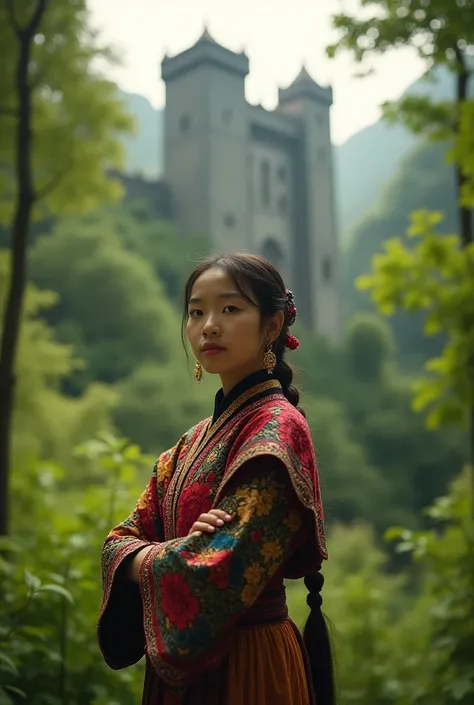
left=137, top=489, right=149, bottom=510
left=235, top=486, right=252, bottom=503
left=113, top=524, right=140, bottom=538
left=241, top=582, right=261, bottom=607
left=236, top=485, right=277, bottom=519
left=236, top=490, right=258, bottom=519
left=284, top=509, right=302, bottom=533
left=237, top=504, right=253, bottom=523
left=156, top=455, right=174, bottom=484
left=261, top=540, right=282, bottom=562
left=244, top=562, right=264, bottom=586
left=255, top=487, right=277, bottom=517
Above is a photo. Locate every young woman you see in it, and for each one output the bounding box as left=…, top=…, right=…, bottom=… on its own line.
left=98, top=253, right=335, bottom=705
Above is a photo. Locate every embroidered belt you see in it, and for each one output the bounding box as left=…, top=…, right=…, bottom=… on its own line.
left=237, top=587, right=289, bottom=627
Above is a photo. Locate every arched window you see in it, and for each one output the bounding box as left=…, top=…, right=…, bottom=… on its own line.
left=322, top=257, right=332, bottom=282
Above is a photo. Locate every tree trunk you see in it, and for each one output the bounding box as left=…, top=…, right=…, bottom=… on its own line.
left=0, top=0, right=47, bottom=536
left=455, top=63, right=474, bottom=494
left=456, top=69, right=472, bottom=249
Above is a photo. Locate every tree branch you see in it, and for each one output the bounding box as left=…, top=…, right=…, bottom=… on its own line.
left=5, top=0, right=48, bottom=38
left=453, top=44, right=467, bottom=76
left=24, top=0, right=47, bottom=39
left=35, top=162, right=73, bottom=200
left=5, top=0, right=20, bottom=34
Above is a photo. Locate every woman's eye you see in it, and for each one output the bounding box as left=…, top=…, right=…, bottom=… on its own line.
left=223, top=305, right=238, bottom=313
left=188, top=309, right=202, bottom=317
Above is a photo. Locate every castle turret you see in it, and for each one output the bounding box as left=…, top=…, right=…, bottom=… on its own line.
left=278, top=66, right=341, bottom=343
left=161, top=29, right=251, bottom=251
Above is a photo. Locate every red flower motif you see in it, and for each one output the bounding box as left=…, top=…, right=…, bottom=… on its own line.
left=251, top=530, right=263, bottom=544
left=177, top=481, right=213, bottom=535
left=276, top=413, right=312, bottom=464
left=209, top=552, right=232, bottom=589
left=161, top=573, right=200, bottom=630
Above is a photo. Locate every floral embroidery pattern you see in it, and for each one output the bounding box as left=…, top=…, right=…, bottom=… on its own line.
left=160, top=573, right=200, bottom=630
left=138, top=466, right=303, bottom=684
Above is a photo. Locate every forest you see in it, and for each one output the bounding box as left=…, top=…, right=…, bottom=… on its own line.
left=0, top=1, right=473, bottom=704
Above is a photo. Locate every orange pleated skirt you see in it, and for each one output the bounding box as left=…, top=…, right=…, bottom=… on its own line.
left=225, top=619, right=310, bottom=705
left=152, top=618, right=311, bottom=705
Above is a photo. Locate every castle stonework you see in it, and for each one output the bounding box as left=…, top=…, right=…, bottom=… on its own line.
left=161, top=30, right=342, bottom=343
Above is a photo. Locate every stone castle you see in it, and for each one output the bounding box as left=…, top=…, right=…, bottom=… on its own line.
left=160, top=29, right=341, bottom=343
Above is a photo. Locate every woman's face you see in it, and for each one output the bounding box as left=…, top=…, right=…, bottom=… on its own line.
left=186, top=267, right=277, bottom=393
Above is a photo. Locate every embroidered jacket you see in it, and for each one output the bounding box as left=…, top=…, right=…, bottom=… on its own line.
left=98, top=370, right=327, bottom=693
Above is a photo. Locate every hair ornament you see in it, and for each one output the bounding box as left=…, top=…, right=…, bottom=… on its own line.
left=285, top=289, right=297, bottom=327
left=284, top=333, right=300, bottom=350
left=284, top=289, right=299, bottom=350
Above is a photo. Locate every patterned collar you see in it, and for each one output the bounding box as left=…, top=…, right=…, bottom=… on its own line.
left=212, top=369, right=282, bottom=424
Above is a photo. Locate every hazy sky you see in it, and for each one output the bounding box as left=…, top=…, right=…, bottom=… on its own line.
left=88, top=0, right=426, bottom=145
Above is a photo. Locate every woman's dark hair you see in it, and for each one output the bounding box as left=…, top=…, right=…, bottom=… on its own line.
left=183, top=252, right=336, bottom=705
left=304, top=572, right=336, bottom=705
left=182, top=251, right=302, bottom=413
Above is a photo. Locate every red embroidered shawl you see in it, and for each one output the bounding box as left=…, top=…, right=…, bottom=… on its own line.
left=98, top=376, right=327, bottom=697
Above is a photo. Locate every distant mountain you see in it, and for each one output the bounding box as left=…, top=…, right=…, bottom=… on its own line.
left=117, top=66, right=458, bottom=235
left=335, top=65, right=457, bottom=239
left=117, top=91, right=164, bottom=178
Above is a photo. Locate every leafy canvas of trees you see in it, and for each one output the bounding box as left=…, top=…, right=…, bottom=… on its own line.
left=0, top=1, right=473, bottom=704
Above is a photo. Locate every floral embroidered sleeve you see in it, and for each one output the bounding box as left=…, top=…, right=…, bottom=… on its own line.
left=98, top=437, right=185, bottom=670
left=137, top=456, right=306, bottom=686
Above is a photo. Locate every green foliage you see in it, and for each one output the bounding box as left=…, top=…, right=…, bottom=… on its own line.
left=343, top=140, right=457, bottom=363
left=287, top=474, right=474, bottom=705
left=288, top=522, right=429, bottom=705
left=329, top=0, right=474, bottom=369
left=303, top=396, right=392, bottom=526
left=327, top=0, right=473, bottom=68
left=451, top=100, right=474, bottom=207
left=0, top=434, right=149, bottom=705
left=0, top=251, right=116, bottom=468
left=357, top=210, right=474, bottom=428
left=28, top=202, right=210, bottom=395
left=0, top=0, right=133, bottom=223
left=114, top=360, right=213, bottom=454
left=345, top=313, right=395, bottom=382
left=99, top=200, right=209, bottom=306
left=29, top=212, right=179, bottom=390
left=295, top=316, right=467, bottom=527
left=383, top=95, right=455, bottom=140
left=386, top=472, right=474, bottom=704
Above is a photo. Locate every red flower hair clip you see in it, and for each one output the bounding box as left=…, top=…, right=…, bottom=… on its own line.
left=284, top=333, right=300, bottom=350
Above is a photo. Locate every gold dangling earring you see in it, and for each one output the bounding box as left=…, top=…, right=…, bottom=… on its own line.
left=194, top=360, right=203, bottom=383
left=262, top=343, right=277, bottom=375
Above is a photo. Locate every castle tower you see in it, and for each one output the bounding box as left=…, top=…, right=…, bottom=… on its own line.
left=278, top=67, right=342, bottom=343
left=161, top=29, right=251, bottom=252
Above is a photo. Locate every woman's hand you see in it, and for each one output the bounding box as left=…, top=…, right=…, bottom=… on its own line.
left=188, top=509, right=233, bottom=536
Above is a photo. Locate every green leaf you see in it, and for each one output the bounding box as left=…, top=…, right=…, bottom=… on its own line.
left=24, top=570, right=41, bottom=592
left=0, top=652, right=19, bottom=676
left=3, top=686, right=26, bottom=699
left=448, top=675, right=474, bottom=701
left=37, top=583, right=74, bottom=604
